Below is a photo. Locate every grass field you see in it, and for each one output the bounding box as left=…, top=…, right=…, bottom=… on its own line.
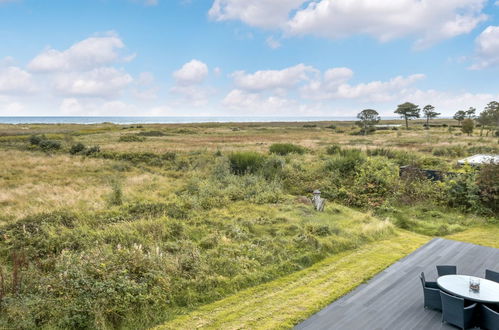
left=0, top=119, right=497, bottom=328
left=156, top=230, right=429, bottom=330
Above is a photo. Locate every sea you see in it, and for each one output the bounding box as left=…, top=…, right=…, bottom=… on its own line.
left=0, top=116, right=363, bottom=124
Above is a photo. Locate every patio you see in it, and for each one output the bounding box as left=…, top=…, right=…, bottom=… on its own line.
left=296, top=238, right=499, bottom=330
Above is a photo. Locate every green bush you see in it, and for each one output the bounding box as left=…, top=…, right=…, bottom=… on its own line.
left=69, top=142, right=86, bottom=155
left=119, top=134, right=146, bottom=142
left=269, top=143, right=305, bottom=155
left=443, top=169, right=481, bottom=212
left=29, top=135, right=43, bottom=145
left=432, top=145, right=467, bottom=158
left=325, top=149, right=366, bottom=176
left=261, top=155, right=285, bottom=180
left=348, top=157, right=398, bottom=208
left=476, top=164, right=499, bottom=213
left=325, top=144, right=341, bottom=155
left=137, top=131, right=166, bottom=137
left=228, top=152, right=265, bottom=175
left=39, top=139, right=61, bottom=151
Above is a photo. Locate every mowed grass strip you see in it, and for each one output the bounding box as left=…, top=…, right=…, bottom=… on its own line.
left=155, top=230, right=429, bottom=330
left=446, top=225, right=499, bottom=249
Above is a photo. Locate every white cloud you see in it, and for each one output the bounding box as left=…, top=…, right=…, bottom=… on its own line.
left=303, top=72, right=426, bottom=102
left=209, top=0, right=487, bottom=48
left=266, top=36, right=282, bottom=49
left=231, top=64, right=317, bottom=92
left=209, top=0, right=303, bottom=29
left=288, top=0, right=487, bottom=48
left=53, top=67, right=133, bottom=97
left=0, top=66, right=36, bottom=94
left=469, top=26, right=499, bottom=69
left=28, top=34, right=126, bottom=72
left=137, top=72, right=155, bottom=85
left=173, top=59, right=209, bottom=85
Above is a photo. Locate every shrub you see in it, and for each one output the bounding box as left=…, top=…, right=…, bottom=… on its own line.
left=39, top=139, right=61, bottom=151
left=262, top=155, right=285, bottom=180
left=83, top=145, right=100, bottom=156
left=69, top=143, right=86, bottom=155
left=269, top=143, right=305, bottom=155
left=325, top=149, right=366, bottom=176
left=108, top=180, right=124, bottom=206
left=432, top=145, right=467, bottom=158
left=302, top=124, right=317, bottom=128
left=348, top=157, right=398, bottom=208
left=119, top=134, right=145, bottom=142
left=443, top=169, right=481, bottom=212
left=228, top=152, right=265, bottom=175
left=137, top=131, right=165, bottom=137
left=476, top=164, right=499, bottom=213
left=29, top=135, right=43, bottom=145
left=325, top=144, right=341, bottom=155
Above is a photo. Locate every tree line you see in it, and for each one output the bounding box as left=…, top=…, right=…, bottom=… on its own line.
left=356, top=101, right=499, bottom=136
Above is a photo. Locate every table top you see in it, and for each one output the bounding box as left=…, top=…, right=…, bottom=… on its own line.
left=437, top=275, right=499, bottom=304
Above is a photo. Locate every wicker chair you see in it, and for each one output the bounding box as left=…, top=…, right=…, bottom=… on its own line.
left=480, top=304, right=499, bottom=330
left=440, top=290, right=476, bottom=329
left=437, top=265, right=457, bottom=277
left=485, top=269, right=499, bottom=283
left=420, top=272, right=441, bottom=311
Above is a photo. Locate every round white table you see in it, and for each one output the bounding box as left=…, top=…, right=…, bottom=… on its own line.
left=437, top=275, right=499, bottom=304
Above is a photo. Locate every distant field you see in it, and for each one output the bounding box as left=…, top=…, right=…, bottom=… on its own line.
left=0, top=119, right=496, bottom=329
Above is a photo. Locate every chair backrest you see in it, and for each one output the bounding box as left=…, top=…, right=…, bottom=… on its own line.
left=480, top=304, right=499, bottom=330
left=485, top=269, right=499, bottom=283
left=440, top=290, right=464, bottom=323
left=437, top=265, right=457, bottom=277
left=420, top=272, right=426, bottom=287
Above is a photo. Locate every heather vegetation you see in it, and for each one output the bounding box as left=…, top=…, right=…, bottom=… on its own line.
left=0, top=116, right=497, bottom=329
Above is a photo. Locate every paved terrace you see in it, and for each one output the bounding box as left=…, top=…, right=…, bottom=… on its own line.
left=296, top=238, right=499, bottom=330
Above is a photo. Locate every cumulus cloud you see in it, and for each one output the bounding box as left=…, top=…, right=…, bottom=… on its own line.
left=171, top=60, right=212, bottom=106
left=469, top=26, right=499, bottom=69
left=231, top=64, right=317, bottom=92
left=0, top=66, right=36, bottom=94
left=303, top=72, right=426, bottom=102
left=209, top=0, right=487, bottom=48
left=53, top=67, right=133, bottom=97
left=173, top=59, right=209, bottom=85
left=28, top=34, right=126, bottom=72
left=209, top=0, right=303, bottom=29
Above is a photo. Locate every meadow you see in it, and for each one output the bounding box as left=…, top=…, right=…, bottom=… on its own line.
left=0, top=119, right=497, bottom=329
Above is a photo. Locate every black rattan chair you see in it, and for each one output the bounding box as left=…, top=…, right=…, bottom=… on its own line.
left=480, top=304, right=499, bottom=330
left=420, top=272, right=441, bottom=311
left=437, top=265, right=457, bottom=277
left=485, top=269, right=499, bottom=283
left=440, top=290, right=476, bottom=329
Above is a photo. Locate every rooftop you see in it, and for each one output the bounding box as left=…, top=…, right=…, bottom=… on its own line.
left=457, top=154, right=499, bottom=166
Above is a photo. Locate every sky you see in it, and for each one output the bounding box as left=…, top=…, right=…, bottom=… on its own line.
left=0, top=0, right=499, bottom=117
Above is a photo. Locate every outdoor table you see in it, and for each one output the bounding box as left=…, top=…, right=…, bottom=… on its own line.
left=437, top=275, right=499, bottom=304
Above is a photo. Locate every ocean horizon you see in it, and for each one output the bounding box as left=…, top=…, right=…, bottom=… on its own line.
left=0, top=116, right=374, bottom=125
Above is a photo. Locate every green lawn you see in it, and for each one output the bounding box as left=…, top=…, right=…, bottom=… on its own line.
left=155, top=230, right=429, bottom=330
left=446, top=225, right=499, bottom=248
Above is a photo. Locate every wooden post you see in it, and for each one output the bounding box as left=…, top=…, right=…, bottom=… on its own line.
left=312, top=190, right=325, bottom=211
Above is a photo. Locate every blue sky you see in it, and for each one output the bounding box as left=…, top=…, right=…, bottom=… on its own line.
left=0, top=0, right=498, bottom=117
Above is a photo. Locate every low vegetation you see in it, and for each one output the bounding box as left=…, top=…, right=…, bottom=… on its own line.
left=0, top=118, right=497, bottom=329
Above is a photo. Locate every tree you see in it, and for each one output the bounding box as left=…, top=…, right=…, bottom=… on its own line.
left=477, top=101, right=499, bottom=136
left=466, top=107, right=476, bottom=119
left=395, top=102, right=420, bottom=129
left=461, top=118, right=474, bottom=136
left=422, top=104, right=440, bottom=128
left=356, top=109, right=380, bottom=135
left=453, top=110, right=466, bottom=126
